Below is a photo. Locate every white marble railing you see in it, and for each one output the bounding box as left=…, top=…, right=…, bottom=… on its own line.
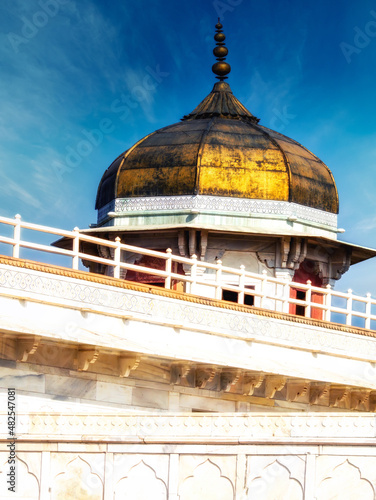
left=0, top=214, right=375, bottom=330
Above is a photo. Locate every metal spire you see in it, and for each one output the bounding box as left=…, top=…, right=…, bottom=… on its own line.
left=212, top=19, right=231, bottom=81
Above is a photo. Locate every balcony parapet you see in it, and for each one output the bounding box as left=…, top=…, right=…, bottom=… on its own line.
left=0, top=214, right=376, bottom=331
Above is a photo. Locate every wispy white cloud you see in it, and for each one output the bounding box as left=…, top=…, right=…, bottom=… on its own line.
left=0, top=166, right=42, bottom=210
left=0, top=0, right=376, bottom=299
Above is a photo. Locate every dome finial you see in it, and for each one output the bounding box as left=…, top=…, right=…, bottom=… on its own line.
left=212, top=19, right=231, bottom=81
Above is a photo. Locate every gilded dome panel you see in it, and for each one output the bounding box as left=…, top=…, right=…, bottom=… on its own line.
left=95, top=154, right=124, bottom=210
left=264, top=130, right=338, bottom=213
left=198, top=164, right=289, bottom=199
left=198, top=141, right=289, bottom=199
left=289, top=176, right=336, bottom=212
left=204, top=129, right=278, bottom=149
left=116, top=138, right=200, bottom=198
left=213, top=121, right=264, bottom=135
left=124, top=143, right=198, bottom=169
left=142, top=130, right=204, bottom=146
left=117, top=164, right=197, bottom=198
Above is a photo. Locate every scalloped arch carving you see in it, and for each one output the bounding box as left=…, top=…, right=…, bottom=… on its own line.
left=115, top=460, right=167, bottom=500
left=0, top=456, right=39, bottom=499
left=52, top=456, right=103, bottom=500
left=316, top=460, right=375, bottom=500
left=179, top=459, right=234, bottom=500
left=248, top=460, right=303, bottom=500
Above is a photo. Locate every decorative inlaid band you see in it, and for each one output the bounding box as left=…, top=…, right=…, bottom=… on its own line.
left=98, top=196, right=337, bottom=228
left=3, top=412, right=376, bottom=442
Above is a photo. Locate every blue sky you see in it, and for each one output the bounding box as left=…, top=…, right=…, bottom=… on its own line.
left=1, top=0, right=376, bottom=295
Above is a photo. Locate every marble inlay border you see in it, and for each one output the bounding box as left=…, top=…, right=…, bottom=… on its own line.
left=1, top=259, right=376, bottom=361
left=103, top=196, right=338, bottom=228
left=4, top=413, right=376, bottom=442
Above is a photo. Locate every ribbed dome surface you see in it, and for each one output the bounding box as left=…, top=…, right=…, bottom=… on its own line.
left=96, top=83, right=338, bottom=214
left=182, top=81, right=259, bottom=123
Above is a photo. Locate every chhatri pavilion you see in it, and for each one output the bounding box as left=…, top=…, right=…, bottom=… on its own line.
left=1, top=20, right=376, bottom=500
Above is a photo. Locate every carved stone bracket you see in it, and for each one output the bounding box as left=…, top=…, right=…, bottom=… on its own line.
left=369, top=392, right=376, bottom=412
left=119, top=355, right=141, bottom=378
left=220, top=370, right=242, bottom=392
left=98, top=244, right=111, bottom=260
left=317, top=262, right=330, bottom=285
left=350, top=390, right=371, bottom=411
left=195, top=367, right=218, bottom=389
left=329, top=247, right=352, bottom=281
left=243, top=374, right=264, bottom=396
left=178, top=230, right=186, bottom=257
left=287, top=238, right=307, bottom=270
left=77, top=347, right=99, bottom=371
left=309, top=383, right=330, bottom=405
left=280, top=237, right=291, bottom=269
left=329, top=387, right=351, bottom=409
left=189, top=229, right=197, bottom=258
left=265, top=375, right=287, bottom=399
left=256, top=250, right=275, bottom=268
left=0, top=336, right=15, bottom=360
left=16, top=336, right=40, bottom=362
left=170, top=364, right=192, bottom=385
left=286, top=380, right=310, bottom=402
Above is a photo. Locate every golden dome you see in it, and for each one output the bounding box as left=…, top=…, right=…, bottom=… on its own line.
left=96, top=21, right=338, bottom=216
left=96, top=81, right=338, bottom=214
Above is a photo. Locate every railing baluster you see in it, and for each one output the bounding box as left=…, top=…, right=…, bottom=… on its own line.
left=238, top=265, right=245, bottom=304
left=215, top=260, right=222, bottom=300
left=325, top=284, right=332, bottom=322
left=114, top=237, right=121, bottom=279
left=72, top=227, right=80, bottom=270
left=260, top=270, right=267, bottom=309
left=305, top=280, right=312, bottom=318
left=283, top=281, right=290, bottom=313
left=365, top=293, right=372, bottom=330
left=190, top=254, right=197, bottom=295
left=346, top=289, right=353, bottom=326
left=13, top=214, right=21, bottom=259
left=165, top=248, right=172, bottom=289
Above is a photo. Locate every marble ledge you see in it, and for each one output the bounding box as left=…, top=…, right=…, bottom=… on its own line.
left=2, top=413, right=376, bottom=444
left=3, top=435, right=376, bottom=448
left=7, top=441, right=376, bottom=456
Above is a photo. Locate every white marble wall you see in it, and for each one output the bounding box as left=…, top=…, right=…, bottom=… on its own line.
left=1, top=411, right=376, bottom=499
left=1, top=446, right=376, bottom=499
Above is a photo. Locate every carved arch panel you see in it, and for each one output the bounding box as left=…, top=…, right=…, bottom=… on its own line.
left=115, top=460, right=167, bottom=500
left=179, top=459, right=234, bottom=500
